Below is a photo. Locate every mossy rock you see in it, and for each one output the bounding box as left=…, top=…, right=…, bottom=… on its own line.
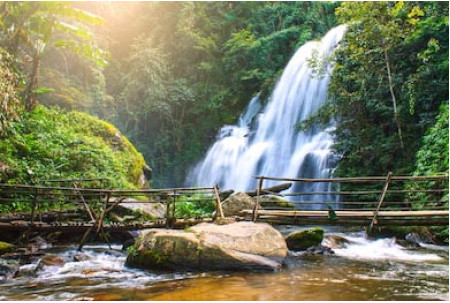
left=285, top=227, right=324, bottom=251
left=0, top=105, right=148, bottom=192
left=126, top=222, right=288, bottom=271
left=0, top=241, right=15, bottom=254
left=260, top=196, right=295, bottom=209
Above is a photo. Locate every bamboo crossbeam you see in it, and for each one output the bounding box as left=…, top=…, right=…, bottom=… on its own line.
left=254, top=174, right=448, bottom=183
left=39, top=178, right=108, bottom=183
left=256, top=216, right=449, bottom=227
left=283, top=189, right=447, bottom=196
left=0, top=183, right=214, bottom=194
left=240, top=209, right=449, bottom=218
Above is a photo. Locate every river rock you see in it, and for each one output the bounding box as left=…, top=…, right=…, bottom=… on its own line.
left=73, top=253, right=91, bottom=262
left=126, top=222, right=288, bottom=271
left=221, top=192, right=257, bottom=217
left=0, top=259, right=19, bottom=282
left=0, top=241, right=16, bottom=255
left=35, top=254, right=65, bottom=272
left=304, top=245, right=335, bottom=255
left=285, top=227, right=324, bottom=251
left=322, top=234, right=352, bottom=249
left=405, top=231, right=436, bottom=245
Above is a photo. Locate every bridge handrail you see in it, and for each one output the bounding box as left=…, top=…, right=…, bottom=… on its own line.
left=253, top=174, right=449, bottom=182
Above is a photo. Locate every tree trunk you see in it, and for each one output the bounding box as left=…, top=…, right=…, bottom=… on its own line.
left=384, top=48, right=404, bottom=149
left=24, top=50, right=40, bottom=111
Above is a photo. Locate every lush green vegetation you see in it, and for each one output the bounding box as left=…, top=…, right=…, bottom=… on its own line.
left=0, top=105, right=145, bottom=189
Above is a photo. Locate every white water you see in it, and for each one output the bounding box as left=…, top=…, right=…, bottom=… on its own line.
left=187, top=26, right=347, bottom=206
left=329, top=232, right=445, bottom=263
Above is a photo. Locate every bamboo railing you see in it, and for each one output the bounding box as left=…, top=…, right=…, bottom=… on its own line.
left=0, top=180, right=222, bottom=250
left=248, top=173, right=449, bottom=231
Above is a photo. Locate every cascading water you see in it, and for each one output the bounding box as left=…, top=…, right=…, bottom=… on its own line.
left=187, top=25, right=347, bottom=207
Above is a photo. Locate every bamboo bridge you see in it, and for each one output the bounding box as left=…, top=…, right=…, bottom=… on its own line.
left=0, top=173, right=448, bottom=249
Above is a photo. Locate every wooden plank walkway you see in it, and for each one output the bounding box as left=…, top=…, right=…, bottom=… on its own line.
left=240, top=209, right=449, bottom=226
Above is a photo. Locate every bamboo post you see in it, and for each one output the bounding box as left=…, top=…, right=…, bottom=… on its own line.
left=214, top=185, right=224, bottom=219
left=252, top=177, right=264, bottom=222
left=77, top=196, right=124, bottom=251
left=368, top=172, right=393, bottom=235
left=30, top=188, right=39, bottom=225
left=165, top=194, right=171, bottom=228
left=73, top=183, right=95, bottom=222
left=171, top=190, right=176, bottom=224
left=96, top=193, right=109, bottom=234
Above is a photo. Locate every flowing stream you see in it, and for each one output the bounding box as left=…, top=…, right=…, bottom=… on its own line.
left=187, top=25, right=346, bottom=206
left=0, top=229, right=447, bottom=301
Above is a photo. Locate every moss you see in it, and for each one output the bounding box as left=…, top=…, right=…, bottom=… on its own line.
left=261, top=196, right=295, bottom=209
left=0, top=105, right=147, bottom=189
left=0, top=105, right=149, bottom=212
left=0, top=241, right=15, bottom=254
left=285, top=227, right=324, bottom=251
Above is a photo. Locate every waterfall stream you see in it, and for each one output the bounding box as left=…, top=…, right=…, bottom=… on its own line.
left=187, top=25, right=347, bottom=206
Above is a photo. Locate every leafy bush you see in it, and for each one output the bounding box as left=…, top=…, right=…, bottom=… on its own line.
left=0, top=105, right=147, bottom=190
left=174, top=194, right=216, bottom=218
left=409, top=102, right=449, bottom=241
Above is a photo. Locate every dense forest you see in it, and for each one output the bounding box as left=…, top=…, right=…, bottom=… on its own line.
left=0, top=1, right=448, bottom=224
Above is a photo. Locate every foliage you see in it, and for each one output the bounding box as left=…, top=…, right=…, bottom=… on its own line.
left=0, top=1, right=107, bottom=110
left=326, top=1, right=448, bottom=182
left=0, top=48, right=22, bottom=136
left=174, top=194, right=216, bottom=219
left=0, top=105, right=146, bottom=191
left=409, top=103, right=449, bottom=241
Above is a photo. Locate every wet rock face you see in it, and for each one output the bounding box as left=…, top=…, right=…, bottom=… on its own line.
left=322, top=234, right=352, bottom=249
left=126, top=222, right=288, bottom=271
left=35, top=254, right=65, bottom=272
left=285, top=228, right=324, bottom=251
left=221, top=192, right=256, bottom=217
left=0, top=259, right=19, bottom=282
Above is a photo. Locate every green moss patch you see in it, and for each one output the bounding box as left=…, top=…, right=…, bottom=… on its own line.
left=285, top=227, right=324, bottom=251
left=0, top=241, right=16, bottom=254
left=0, top=105, right=147, bottom=212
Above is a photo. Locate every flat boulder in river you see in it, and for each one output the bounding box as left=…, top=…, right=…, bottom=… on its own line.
left=126, top=222, right=287, bottom=271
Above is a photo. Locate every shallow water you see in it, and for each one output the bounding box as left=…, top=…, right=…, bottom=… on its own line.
left=0, top=228, right=448, bottom=301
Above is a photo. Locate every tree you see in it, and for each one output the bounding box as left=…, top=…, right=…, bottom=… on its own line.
left=328, top=1, right=448, bottom=178
left=0, top=2, right=107, bottom=110
left=0, top=48, right=22, bottom=136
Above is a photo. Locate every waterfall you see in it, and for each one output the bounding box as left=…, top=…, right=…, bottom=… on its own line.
left=187, top=25, right=346, bottom=207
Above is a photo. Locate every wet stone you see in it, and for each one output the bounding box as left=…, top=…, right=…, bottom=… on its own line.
left=0, top=259, right=19, bottom=282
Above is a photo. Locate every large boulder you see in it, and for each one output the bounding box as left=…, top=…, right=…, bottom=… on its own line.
left=285, top=227, right=324, bottom=251
left=126, top=222, right=287, bottom=271
left=114, top=197, right=166, bottom=219
left=221, top=192, right=257, bottom=217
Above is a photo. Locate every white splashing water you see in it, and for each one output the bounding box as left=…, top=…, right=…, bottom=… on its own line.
left=330, top=233, right=444, bottom=263
left=187, top=25, right=347, bottom=207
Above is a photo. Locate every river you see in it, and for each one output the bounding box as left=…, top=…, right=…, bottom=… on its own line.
left=1, top=227, right=447, bottom=301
